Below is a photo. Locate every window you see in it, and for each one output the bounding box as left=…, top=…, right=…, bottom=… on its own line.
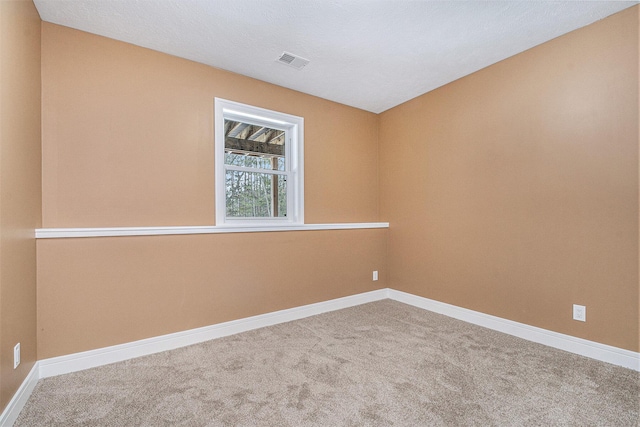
left=215, top=98, right=304, bottom=226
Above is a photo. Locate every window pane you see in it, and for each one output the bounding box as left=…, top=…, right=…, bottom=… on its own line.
left=224, top=119, right=285, bottom=171
left=225, top=170, right=287, bottom=218
left=277, top=174, right=287, bottom=217
left=225, top=152, right=275, bottom=169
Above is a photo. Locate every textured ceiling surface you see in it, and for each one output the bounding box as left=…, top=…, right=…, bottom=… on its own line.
left=34, top=0, right=638, bottom=113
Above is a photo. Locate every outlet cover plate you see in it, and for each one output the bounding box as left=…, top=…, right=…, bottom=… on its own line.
left=573, top=304, right=586, bottom=322
left=13, top=343, right=20, bottom=369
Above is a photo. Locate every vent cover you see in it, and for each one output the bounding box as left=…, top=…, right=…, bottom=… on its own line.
left=276, top=51, right=309, bottom=70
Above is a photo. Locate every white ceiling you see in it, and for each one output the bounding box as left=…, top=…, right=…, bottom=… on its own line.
left=34, top=0, right=638, bottom=113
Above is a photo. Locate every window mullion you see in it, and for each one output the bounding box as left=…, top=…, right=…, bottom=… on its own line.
left=225, top=164, right=288, bottom=175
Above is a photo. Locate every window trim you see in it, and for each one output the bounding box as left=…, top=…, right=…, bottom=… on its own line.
left=214, top=98, right=304, bottom=227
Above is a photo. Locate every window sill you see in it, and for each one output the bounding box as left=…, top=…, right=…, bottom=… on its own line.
left=35, top=223, right=390, bottom=239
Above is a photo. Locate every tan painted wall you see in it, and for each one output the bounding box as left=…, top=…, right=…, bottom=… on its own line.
left=0, top=0, right=42, bottom=411
left=37, top=230, right=386, bottom=358
left=380, top=7, right=639, bottom=352
left=38, top=24, right=386, bottom=358
left=41, top=23, right=379, bottom=228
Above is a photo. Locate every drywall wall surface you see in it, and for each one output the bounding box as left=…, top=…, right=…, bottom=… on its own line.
left=37, top=229, right=387, bottom=358
left=379, top=7, right=639, bottom=351
left=39, top=22, right=386, bottom=358
left=41, top=23, right=379, bottom=228
left=0, top=0, right=42, bottom=411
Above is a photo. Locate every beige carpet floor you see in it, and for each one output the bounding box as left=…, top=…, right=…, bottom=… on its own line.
left=14, top=300, right=640, bottom=426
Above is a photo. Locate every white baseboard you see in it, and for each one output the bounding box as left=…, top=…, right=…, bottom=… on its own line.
left=38, top=289, right=389, bottom=379
left=3, top=287, right=638, bottom=425
left=0, top=363, right=39, bottom=427
left=387, top=289, right=640, bottom=371
left=36, top=287, right=640, bottom=377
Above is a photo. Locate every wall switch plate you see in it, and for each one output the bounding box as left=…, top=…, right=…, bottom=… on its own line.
left=14, top=343, right=20, bottom=369
left=372, top=271, right=378, bottom=281
left=573, top=304, right=586, bottom=322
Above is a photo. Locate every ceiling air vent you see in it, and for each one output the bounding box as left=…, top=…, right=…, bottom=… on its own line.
left=277, top=51, right=309, bottom=70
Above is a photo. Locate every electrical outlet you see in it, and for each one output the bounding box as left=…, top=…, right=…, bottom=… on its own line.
left=573, top=304, right=586, bottom=322
left=372, top=271, right=378, bottom=281
left=14, top=343, right=20, bottom=369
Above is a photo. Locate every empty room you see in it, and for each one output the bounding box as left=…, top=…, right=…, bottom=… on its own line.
left=1, top=0, right=638, bottom=425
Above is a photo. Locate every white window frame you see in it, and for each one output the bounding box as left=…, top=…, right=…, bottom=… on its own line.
left=215, top=98, right=304, bottom=227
